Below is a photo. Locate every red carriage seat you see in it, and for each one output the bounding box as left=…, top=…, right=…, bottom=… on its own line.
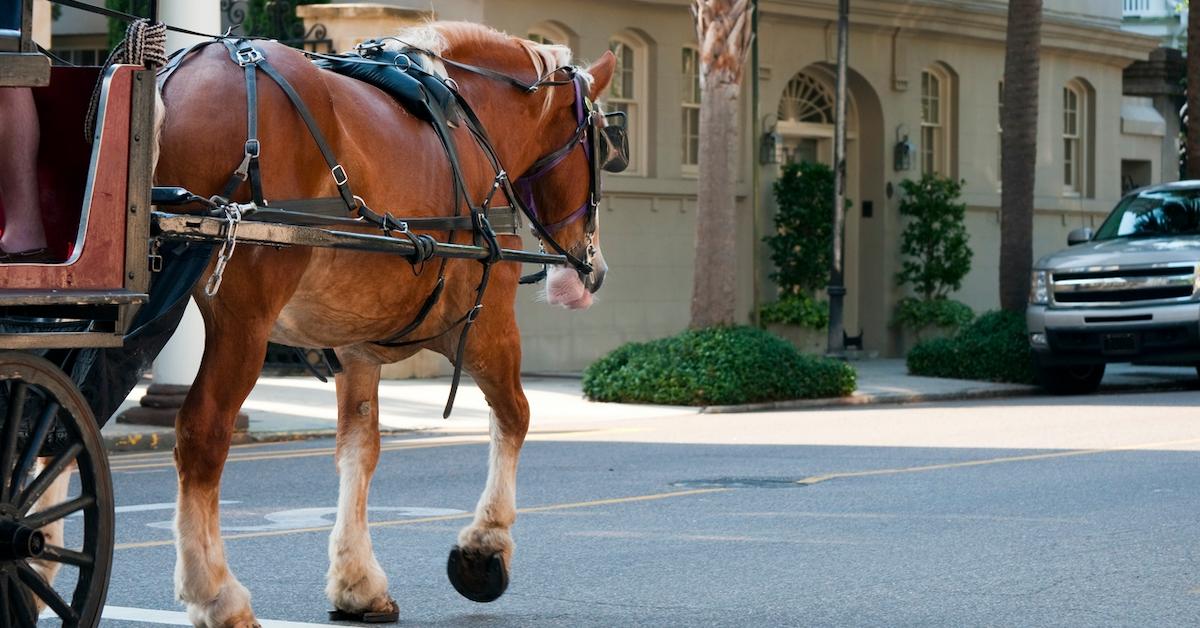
left=0, top=65, right=136, bottom=291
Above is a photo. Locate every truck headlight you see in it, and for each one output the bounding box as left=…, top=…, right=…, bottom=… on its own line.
left=1029, top=270, right=1050, bottom=305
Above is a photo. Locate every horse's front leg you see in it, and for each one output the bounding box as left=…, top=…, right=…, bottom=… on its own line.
left=447, top=334, right=529, bottom=603
left=174, top=307, right=275, bottom=628
left=325, top=355, right=398, bottom=621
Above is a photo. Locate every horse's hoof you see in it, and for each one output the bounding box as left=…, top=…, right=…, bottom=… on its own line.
left=446, top=545, right=508, bottom=603
left=328, top=598, right=399, bottom=624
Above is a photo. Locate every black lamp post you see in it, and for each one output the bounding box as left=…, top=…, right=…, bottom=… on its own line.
left=826, top=0, right=850, bottom=355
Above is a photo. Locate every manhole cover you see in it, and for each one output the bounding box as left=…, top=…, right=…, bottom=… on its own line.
left=671, top=477, right=802, bottom=489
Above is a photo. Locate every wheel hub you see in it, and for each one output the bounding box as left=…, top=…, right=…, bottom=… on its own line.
left=0, top=521, right=45, bottom=560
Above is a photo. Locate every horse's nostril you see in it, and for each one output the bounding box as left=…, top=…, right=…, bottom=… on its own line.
left=587, top=271, right=605, bottom=293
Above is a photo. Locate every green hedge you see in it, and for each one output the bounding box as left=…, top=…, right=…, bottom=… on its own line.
left=894, top=297, right=974, bottom=331
left=759, top=294, right=829, bottom=329
left=583, top=326, right=856, bottom=406
left=906, top=310, right=1035, bottom=383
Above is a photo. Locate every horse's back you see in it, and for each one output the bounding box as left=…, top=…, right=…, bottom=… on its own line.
left=156, top=41, right=440, bottom=208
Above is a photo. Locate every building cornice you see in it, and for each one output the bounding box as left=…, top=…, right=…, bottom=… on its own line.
left=734, top=0, right=1160, bottom=66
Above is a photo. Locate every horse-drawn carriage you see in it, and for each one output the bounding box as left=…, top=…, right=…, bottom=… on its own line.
left=1, top=1, right=625, bottom=624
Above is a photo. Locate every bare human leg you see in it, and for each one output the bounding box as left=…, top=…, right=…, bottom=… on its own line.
left=0, top=87, right=47, bottom=254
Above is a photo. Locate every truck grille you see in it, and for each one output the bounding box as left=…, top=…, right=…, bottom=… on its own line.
left=1051, top=264, right=1197, bottom=305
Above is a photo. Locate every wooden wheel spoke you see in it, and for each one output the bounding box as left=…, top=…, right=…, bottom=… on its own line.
left=17, top=442, right=81, bottom=515
left=41, top=543, right=94, bottom=567
left=0, top=381, right=28, bottom=502
left=6, top=570, right=39, bottom=627
left=22, top=495, right=94, bottom=530
left=16, top=561, right=78, bottom=623
left=9, top=401, right=59, bottom=503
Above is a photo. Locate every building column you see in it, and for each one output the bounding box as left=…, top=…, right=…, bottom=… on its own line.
left=118, top=0, right=244, bottom=429
left=160, top=0, right=221, bottom=53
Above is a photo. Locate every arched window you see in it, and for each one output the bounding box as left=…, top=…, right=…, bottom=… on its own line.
left=919, top=64, right=955, bottom=176
left=606, top=35, right=645, bottom=174
left=527, top=21, right=574, bottom=48
left=527, top=32, right=558, bottom=45
left=1063, top=81, right=1091, bottom=196
left=681, top=46, right=701, bottom=170
left=778, top=73, right=835, bottom=124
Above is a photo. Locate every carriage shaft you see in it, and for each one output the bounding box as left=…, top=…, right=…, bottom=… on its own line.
left=152, top=212, right=569, bottom=266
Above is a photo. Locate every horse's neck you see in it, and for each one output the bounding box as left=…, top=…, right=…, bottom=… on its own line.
left=459, top=82, right=550, bottom=181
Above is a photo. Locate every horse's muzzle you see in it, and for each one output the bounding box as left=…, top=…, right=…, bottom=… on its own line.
left=583, top=269, right=605, bottom=294
left=583, top=251, right=607, bottom=294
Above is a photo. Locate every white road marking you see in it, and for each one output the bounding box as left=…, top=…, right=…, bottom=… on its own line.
left=100, top=605, right=336, bottom=627
left=69, top=500, right=241, bottom=518
left=147, top=505, right=467, bottom=532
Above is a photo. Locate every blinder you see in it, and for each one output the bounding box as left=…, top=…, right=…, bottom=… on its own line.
left=594, top=110, right=629, bottom=174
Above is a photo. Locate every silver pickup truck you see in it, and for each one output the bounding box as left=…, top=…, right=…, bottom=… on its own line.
left=1027, top=182, right=1200, bottom=393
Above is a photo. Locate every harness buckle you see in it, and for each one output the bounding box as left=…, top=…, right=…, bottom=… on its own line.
left=244, top=139, right=260, bottom=159
left=466, top=304, right=484, bottom=323
left=331, top=164, right=349, bottom=187
left=148, top=238, right=163, bottom=273
left=236, top=47, right=263, bottom=67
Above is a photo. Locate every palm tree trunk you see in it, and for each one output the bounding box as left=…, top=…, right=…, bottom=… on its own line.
left=690, top=0, right=753, bottom=328
left=998, top=0, right=1042, bottom=313
left=1187, top=4, right=1200, bottom=179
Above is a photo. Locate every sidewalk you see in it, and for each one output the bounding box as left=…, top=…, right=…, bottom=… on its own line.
left=100, top=360, right=1199, bottom=451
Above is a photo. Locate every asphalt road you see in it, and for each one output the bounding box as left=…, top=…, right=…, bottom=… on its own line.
left=74, top=390, right=1200, bottom=626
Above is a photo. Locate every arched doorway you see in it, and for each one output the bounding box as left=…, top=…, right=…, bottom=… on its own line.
left=765, top=66, right=885, bottom=352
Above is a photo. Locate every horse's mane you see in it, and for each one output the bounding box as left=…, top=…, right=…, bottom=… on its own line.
left=392, top=21, right=581, bottom=86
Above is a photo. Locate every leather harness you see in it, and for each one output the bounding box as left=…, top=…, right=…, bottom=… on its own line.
left=157, top=37, right=617, bottom=417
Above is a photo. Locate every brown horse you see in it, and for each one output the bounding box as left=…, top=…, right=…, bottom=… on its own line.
left=152, top=23, right=615, bottom=626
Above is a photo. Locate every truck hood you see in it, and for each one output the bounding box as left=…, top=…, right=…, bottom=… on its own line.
left=1036, top=237, right=1200, bottom=271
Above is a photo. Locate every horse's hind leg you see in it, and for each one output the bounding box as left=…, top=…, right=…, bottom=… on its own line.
left=174, top=307, right=275, bottom=628
left=325, top=355, right=397, bottom=621
left=447, top=337, right=529, bottom=603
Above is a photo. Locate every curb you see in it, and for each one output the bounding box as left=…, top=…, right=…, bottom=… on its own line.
left=701, top=378, right=1198, bottom=414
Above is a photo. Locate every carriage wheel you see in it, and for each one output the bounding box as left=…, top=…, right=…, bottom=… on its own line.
left=0, top=353, right=113, bottom=627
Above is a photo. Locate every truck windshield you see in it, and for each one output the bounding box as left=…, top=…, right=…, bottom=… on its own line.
left=1094, top=189, right=1200, bottom=240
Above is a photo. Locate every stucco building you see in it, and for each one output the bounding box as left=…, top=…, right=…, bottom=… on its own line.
left=50, top=0, right=1167, bottom=371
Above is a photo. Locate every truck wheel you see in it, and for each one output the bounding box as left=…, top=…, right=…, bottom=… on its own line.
left=1035, top=362, right=1105, bottom=395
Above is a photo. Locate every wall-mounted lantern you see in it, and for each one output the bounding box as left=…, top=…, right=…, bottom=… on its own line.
left=894, top=124, right=915, bottom=172
left=760, top=125, right=781, bottom=165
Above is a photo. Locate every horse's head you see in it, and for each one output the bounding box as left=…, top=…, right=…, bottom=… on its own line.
left=398, top=23, right=619, bottom=310
left=517, top=53, right=619, bottom=310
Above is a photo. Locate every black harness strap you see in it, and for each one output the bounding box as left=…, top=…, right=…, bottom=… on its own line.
left=223, top=40, right=359, bottom=214
left=221, top=41, right=265, bottom=205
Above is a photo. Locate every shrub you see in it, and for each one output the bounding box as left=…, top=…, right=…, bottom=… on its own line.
left=766, top=162, right=835, bottom=296
left=893, top=297, right=974, bottom=331
left=906, top=310, right=1034, bottom=383
left=760, top=294, right=829, bottom=330
left=583, top=326, right=856, bottom=406
left=896, top=174, right=973, bottom=300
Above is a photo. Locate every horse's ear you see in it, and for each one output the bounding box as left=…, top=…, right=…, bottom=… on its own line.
left=587, top=51, right=617, bottom=102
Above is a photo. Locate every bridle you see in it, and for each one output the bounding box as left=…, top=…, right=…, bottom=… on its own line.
left=513, top=69, right=628, bottom=275
left=420, top=48, right=630, bottom=278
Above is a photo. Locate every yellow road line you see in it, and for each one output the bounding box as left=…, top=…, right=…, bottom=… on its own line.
left=109, top=438, right=485, bottom=471
left=108, top=428, right=640, bottom=472
left=113, top=487, right=728, bottom=550
left=796, top=437, right=1200, bottom=486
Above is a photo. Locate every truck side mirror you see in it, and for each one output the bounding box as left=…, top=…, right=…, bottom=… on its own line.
left=1068, top=228, right=1093, bottom=246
